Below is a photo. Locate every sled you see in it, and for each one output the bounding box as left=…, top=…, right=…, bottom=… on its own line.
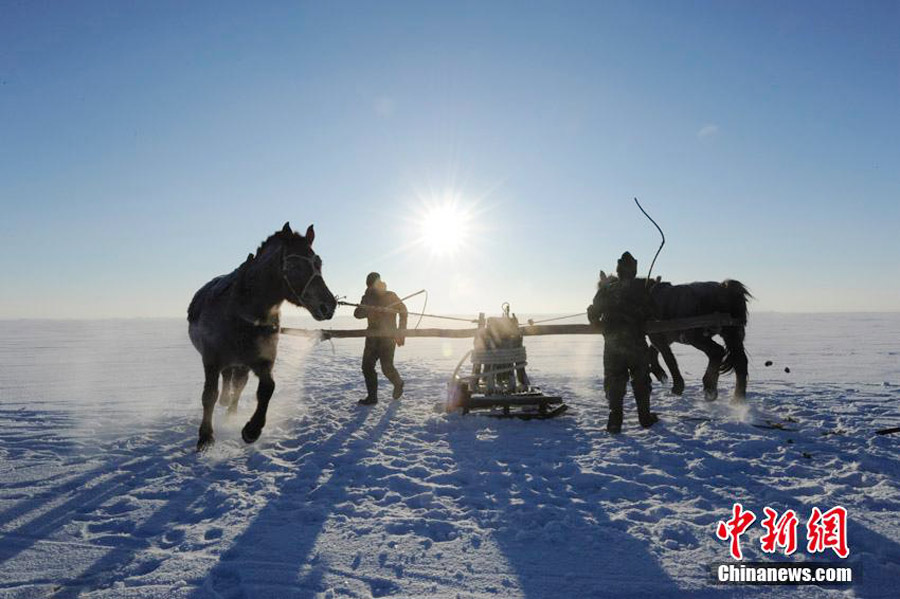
left=445, top=304, right=568, bottom=419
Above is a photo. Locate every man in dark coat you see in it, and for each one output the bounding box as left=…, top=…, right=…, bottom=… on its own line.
left=588, top=252, right=659, bottom=433
left=354, top=272, right=407, bottom=405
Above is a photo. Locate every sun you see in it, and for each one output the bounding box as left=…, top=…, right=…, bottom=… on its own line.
left=418, top=198, right=471, bottom=257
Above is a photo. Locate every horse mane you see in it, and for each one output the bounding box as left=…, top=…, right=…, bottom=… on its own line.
left=253, top=231, right=288, bottom=260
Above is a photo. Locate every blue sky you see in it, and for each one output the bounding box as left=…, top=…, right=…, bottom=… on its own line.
left=1, top=0, right=898, bottom=318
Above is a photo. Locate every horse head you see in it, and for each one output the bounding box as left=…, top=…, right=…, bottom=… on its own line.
left=588, top=271, right=664, bottom=325
left=275, top=222, right=337, bottom=321
left=587, top=270, right=617, bottom=324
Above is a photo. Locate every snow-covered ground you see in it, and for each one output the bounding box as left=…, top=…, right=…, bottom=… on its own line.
left=1, top=313, right=898, bottom=598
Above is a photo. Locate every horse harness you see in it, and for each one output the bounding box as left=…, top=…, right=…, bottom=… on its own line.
left=282, top=250, right=323, bottom=308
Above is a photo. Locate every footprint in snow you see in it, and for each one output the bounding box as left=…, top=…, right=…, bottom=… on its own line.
left=158, top=528, right=186, bottom=548
left=204, top=527, right=224, bottom=541
left=369, top=578, right=401, bottom=598
left=87, top=519, right=136, bottom=535
left=103, top=498, right=140, bottom=515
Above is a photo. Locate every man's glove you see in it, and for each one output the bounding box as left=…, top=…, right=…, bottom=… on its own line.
left=587, top=304, right=599, bottom=325
left=395, top=335, right=405, bottom=347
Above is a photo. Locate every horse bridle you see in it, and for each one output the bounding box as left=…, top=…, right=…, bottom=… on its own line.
left=282, top=250, right=322, bottom=307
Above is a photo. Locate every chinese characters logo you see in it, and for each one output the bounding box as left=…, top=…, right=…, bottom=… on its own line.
left=716, top=503, right=848, bottom=560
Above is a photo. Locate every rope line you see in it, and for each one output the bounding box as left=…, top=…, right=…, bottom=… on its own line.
left=336, top=300, right=478, bottom=324
left=527, top=312, right=586, bottom=325
left=415, top=290, right=428, bottom=329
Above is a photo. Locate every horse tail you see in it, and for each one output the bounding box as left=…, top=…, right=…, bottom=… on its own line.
left=719, top=280, right=752, bottom=374
left=722, top=279, right=752, bottom=323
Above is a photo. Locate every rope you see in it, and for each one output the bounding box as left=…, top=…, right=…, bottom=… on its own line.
left=415, top=290, right=428, bottom=330
left=455, top=365, right=523, bottom=382
left=527, top=312, right=586, bottom=325
left=472, top=347, right=527, bottom=364
left=387, top=288, right=428, bottom=329
left=450, top=350, right=473, bottom=381
left=388, top=289, right=425, bottom=307
left=337, top=300, right=478, bottom=324
left=634, top=197, right=665, bottom=284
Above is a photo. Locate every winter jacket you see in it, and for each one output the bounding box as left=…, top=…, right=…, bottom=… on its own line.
left=353, top=289, right=408, bottom=332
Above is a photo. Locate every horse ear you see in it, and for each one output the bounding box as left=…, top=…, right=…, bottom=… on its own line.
left=282, top=222, right=292, bottom=234
left=306, top=224, right=315, bottom=246
left=599, top=270, right=607, bottom=282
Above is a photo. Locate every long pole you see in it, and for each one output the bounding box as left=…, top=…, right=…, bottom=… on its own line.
left=280, top=313, right=741, bottom=339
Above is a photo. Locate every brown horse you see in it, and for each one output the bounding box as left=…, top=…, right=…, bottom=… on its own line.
left=187, top=222, right=336, bottom=451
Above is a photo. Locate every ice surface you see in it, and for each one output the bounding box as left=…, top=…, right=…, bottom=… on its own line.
left=0, top=314, right=898, bottom=597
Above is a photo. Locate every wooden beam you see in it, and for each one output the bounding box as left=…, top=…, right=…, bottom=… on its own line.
left=285, top=327, right=479, bottom=339
left=280, top=313, right=742, bottom=340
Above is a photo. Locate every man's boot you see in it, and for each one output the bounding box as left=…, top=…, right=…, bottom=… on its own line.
left=391, top=378, right=404, bottom=400
left=639, top=410, right=659, bottom=428
left=635, top=390, right=658, bottom=428
left=358, top=396, right=378, bottom=406
left=606, top=383, right=625, bottom=434
left=607, top=408, right=624, bottom=434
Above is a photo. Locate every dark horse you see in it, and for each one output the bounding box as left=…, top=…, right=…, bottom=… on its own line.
left=591, top=273, right=751, bottom=402
left=187, top=222, right=336, bottom=451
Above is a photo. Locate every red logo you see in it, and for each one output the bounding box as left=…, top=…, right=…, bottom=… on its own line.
left=807, top=506, right=849, bottom=558
left=759, top=507, right=799, bottom=556
left=716, top=503, right=757, bottom=560
left=716, top=504, right=849, bottom=560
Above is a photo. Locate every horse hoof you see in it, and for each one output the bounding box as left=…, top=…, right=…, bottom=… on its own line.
left=731, top=394, right=746, bottom=404
left=241, top=425, right=261, bottom=444
left=705, top=390, right=718, bottom=401
left=197, top=436, right=215, bottom=452
left=672, top=385, right=684, bottom=396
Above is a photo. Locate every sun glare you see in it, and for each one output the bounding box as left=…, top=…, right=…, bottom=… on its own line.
left=419, top=200, right=470, bottom=257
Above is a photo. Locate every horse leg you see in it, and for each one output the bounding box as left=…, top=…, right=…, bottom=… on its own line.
left=218, top=367, right=235, bottom=407
left=689, top=334, right=726, bottom=401
left=227, top=366, right=250, bottom=415
left=647, top=343, right=668, bottom=384
left=721, top=326, right=749, bottom=402
left=242, top=363, right=275, bottom=444
left=198, top=362, right=220, bottom=452
left=655, top=337, right=684, bottom=396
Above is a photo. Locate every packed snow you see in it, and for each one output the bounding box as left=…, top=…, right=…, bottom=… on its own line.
left=1, top=313, right=898, bottom=598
